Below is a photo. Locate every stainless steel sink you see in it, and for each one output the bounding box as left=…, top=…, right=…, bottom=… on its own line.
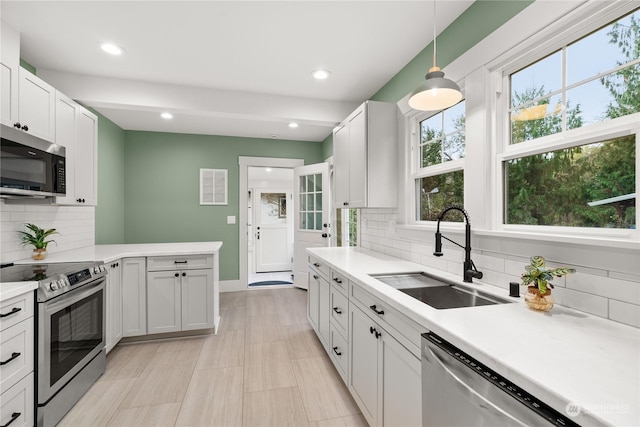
left=370, top=272, right=512, bottom=310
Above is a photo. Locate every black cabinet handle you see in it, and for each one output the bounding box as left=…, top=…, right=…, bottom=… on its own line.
left=0, top=352, right=21, bottom=366
left=332, top=346, right=342, bottom=356
left=13, top=122, right=21, bottom=129
left=374, top=330, right=381, bottom=339
left=0, top=307, right=21, bottom=318
left=313, top=263, right=320, bottom=267
left=370, top=304, right=384, bottom=315
left=175, top=273, right=179, bottom=277
left=1, top=412, right=21, bottom=427
left=333, top=277, right=342, bottom=284
left=343, top=202, right=348, bottom=206
left=174, top=260, right=188, bottom=264
left=333, top=307, right=342, bottom=314
left=21, top=125, right=28, bottom=131
left=182, top=272, right=186, bottom=277
left=369, top=326, right=375, bottom=334
left=313, top=275, right=319, bottom=280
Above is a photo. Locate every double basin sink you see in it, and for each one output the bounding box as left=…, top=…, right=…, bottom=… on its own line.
left=369, top=272, right=512, bottom=310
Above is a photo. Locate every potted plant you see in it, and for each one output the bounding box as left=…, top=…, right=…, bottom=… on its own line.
left=18, top=223, right=59, bottom=260
left=521, top=255, right=575, bottom=311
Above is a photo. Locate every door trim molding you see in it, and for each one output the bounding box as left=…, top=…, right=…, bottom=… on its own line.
left=238, top=157, right=304, bottom=290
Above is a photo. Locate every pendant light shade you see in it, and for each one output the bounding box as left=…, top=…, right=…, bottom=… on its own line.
left=408, top=2, right=462, bottom=111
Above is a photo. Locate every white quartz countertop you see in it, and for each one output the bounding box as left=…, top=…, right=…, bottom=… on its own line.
left=13, top=242, right=223, bottom=265
left=308, top=247, right=640, bottom=427
left=0, top=281, right=37, bottom=302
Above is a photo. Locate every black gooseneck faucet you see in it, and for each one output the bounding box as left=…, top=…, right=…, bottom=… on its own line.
left=433, top=205, right=483, bottom=283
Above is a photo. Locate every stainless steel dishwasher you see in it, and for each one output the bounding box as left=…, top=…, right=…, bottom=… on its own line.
left=421, top=332, right=581, bottom=426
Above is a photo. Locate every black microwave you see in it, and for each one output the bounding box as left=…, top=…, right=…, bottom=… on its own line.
left=0, top=124, right=66, bottom=197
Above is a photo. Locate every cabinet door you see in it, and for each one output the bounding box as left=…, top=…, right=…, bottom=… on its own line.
left=333, top=123, right=350, bottom=207
left=348, top=305, right=378, bottom=425
left=122, top=258, right=147, bottom=337
left=318, top=274, right=330, bottom=349
left=346, top=106, right=366, bottom=208
left=1, top=22, right=19, bottom=127
left=74, top=107, right=97, bottom=205
left=106, top=261, right=122, bottom=353
left=18, top=68, right=55, bottom=142
left=0, top=372, right=34, bottom=427
left=181, top=269, right=214, bottom=331
left=308, top=270, right=320, bottom=331
left=147, top=271, right=181, bottom=334
left=380, top=332, right=421, bottom=427
left=54, top=92, right=78, bottom=205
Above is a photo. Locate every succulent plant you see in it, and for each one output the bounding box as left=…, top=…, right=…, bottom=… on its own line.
left=521, top=255, right=576, bottom=295
left=18, top=223, right=59, bottom=250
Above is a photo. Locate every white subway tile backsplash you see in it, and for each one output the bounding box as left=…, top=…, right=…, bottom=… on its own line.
left=0, top=201, right=95, bottom=264
left=360, top=208, right=640, bottom=328
left=608, top=300, right=640, bottom=328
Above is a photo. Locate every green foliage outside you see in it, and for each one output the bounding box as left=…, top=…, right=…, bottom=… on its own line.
left=506, top=12, right=638, bottom=228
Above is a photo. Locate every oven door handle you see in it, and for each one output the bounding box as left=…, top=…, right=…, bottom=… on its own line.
left=44, top=278, right=105, bottom=314
left=424, top=343, right=527, bottom=425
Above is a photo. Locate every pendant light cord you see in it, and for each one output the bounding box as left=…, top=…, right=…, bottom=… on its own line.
left=432, top=0, right=437, bottom=69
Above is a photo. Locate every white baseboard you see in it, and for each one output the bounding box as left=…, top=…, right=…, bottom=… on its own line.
left=220, top=279, right=246, bottom=292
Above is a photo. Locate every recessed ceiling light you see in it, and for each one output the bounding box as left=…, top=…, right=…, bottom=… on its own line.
left=100, top=43, right=124, bottom=55
left=265, top=168, right=272, bottom=172
left=288, top=122, right=299, bottom=128
left=312, top=69, right=331, bottom=80
left=160, top=112, right=173, bottom=119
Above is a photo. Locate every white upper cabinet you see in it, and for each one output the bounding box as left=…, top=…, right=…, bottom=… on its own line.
left=0, top=20, right=20, bottom=128
left=333, top=101, right=397, bottom=208
left=18, top=67, right=55, bottom=142
left=55, top=93, right=98, bottom=206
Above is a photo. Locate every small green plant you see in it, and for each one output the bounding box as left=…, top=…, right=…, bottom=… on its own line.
left=521, top=255, right=575, bottom=295
left=18, top=223, right=59, bottom=250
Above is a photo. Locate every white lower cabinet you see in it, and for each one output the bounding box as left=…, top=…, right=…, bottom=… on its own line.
left=146, top=255, right=215, bottom=335
left=122, top=257, right=147, bottom=337
left=105, top=260, right=123, bottom=353
left=349, top=304, right=421, bottom=427
left=0, top=372, right=34, bottom=427
left=308, top=265, right=330, bottom=349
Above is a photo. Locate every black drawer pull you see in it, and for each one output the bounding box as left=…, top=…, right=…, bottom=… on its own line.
left=0, top=352, right=21, bottom=366
left=313, top=275, right=319, bottom=280
left=370, top=304, right=384, bottom=315
left=333, top=277, right=342, bottom=284
left=369, top=327, right=381, bottom=339
left=174, top=260, right=188, bottom=264
left=332, top=346, right=342, bottom=356
left=0, top=307, right=21, bottom=318
left=333, top=307, right=342, bottom=314
left=1, top=412, right=21, bottom=427
left=313, top=262, right=320, bottom=267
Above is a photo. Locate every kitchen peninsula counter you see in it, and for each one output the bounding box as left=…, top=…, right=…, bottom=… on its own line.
left=308, top=246, right=640, bottom=427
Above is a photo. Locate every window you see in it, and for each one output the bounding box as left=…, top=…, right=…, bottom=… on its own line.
left=299, top=173, right=323, bottom=231
left=335, top=208, right=358, bottom=247
left=414, top=101, right=466, bottom=221
left=502, top=9, right=638, bottom=230
left=509, top=10, right=640, bottom=144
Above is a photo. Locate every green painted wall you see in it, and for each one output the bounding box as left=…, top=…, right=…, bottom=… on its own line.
left=123, top=131, right=323, bottom=281
left=321, top=133, right=333, bottom=160
left=94, top=111, right=126, bottom=244
left=371, top=0, right=533, bottom=103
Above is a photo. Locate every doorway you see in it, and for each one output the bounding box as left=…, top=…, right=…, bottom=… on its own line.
left=248, top=167, right=294, bottom=287
left=239, top=157, right=303, bottom=291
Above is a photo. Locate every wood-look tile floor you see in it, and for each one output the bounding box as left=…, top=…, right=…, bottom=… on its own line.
left=59, top=288, right=368, bottom=427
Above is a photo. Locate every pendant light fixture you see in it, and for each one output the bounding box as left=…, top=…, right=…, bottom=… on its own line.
left=408, top=1, right=462, bottom=111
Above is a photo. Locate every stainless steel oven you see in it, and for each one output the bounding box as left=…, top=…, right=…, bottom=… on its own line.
left=0, top=262, right=107, bottom=427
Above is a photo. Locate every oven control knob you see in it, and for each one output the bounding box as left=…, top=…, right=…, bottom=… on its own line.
left=50, top=281, right=58, bottom=291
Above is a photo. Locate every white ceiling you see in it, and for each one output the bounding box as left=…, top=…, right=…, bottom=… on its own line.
left=0, top=1, right=473, bottom=142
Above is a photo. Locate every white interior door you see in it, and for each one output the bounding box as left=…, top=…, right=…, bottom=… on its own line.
left=293, top=163, right=331, bottom=289
left=255, top=189, right=293, bottom=272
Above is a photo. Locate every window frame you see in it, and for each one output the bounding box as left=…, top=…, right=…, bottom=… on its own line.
left=410, top=100, right=466, bottom=225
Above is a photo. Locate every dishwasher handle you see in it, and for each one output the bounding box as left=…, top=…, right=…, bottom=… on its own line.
left=423, top=341, right=527, bottom=426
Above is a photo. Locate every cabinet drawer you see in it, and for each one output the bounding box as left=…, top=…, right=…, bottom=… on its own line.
left=330, top=271, right=348, bottom=295
left=330, top=285, right=348, bottom=336
left=0, top=292, right=34, bottom=332
left=147, top=254, right=213, bottom=271
left=0, top=317, right=34, bottom=395
left=329, top=325, right=348, bottom=382
left=351, top=284, right=422, bottom=357
left=308, top=255, right=330, bottom=280
left=0, top=372, right=34, bottom=427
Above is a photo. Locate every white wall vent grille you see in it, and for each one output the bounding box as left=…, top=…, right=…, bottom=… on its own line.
left=200, top=168, right=228, bottom=205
